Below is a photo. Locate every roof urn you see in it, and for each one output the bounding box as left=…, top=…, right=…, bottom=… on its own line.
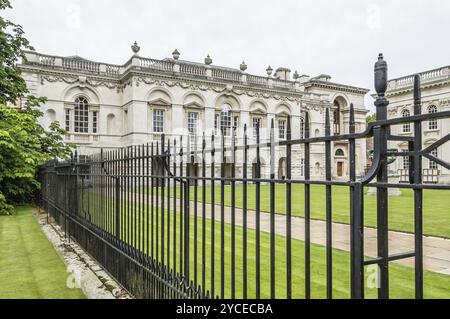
left=205, top=54, right=213, bottom=65
left=131, top=41, right=140, bottom=55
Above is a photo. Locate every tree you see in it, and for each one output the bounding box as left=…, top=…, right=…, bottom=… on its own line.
left=0, top=0, right=32, bottom=105
left=366, top=113, right=376, bottom=124
left=0, top=0, right=72, bottom=214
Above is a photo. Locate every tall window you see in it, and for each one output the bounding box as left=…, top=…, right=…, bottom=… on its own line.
left=278, top=119, right=286, bottom=139
left=300, top=158, right=305, bottom=177
left=153, top=109, right=164, bottom=133
left=402, top=109, right=411, bottom=133
left=300, top=116, right=305, bottom=139
left=65, top=109, right=70, bottom=132
left=252, top=117, right=261, bottom=138
left=428, top=105, right=438, bottom=130
left=333, top=100, right=341, bottom=135
left=403, top=155, right=409, bottom=170
left=220, top=105, right=232, bottom=136
left=429, top=148, right=438, bottom=170
left=92, top=111, right=98, bottom=134
left=187, top=112, right=198, bottom=136
left=74, top=97, right=89, bottom=133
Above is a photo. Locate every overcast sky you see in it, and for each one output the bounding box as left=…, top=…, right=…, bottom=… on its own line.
left=5, top=0, right=450, bottom=112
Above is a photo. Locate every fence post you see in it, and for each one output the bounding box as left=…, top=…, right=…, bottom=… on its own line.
left=349, top=103, right=364, bottom=299
left=413, top=75, right=423, bottom=299
left=374, top=53, right=390, bottom=299
left=115, top=175, right=120, bottom=239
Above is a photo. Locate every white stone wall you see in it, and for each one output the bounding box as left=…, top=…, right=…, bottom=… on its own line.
left=387, top=79, right=450, bottom=184
left=19, top=52, right=369, bottom=180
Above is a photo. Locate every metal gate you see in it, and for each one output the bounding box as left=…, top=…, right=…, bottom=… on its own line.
left=40, top=54, right=450, bottom=299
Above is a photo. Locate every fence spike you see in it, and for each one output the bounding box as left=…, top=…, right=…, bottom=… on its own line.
left=350, top=103, right=355, bottom=134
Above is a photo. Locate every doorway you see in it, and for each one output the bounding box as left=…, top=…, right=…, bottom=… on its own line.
left=337, top=162, right=343, bottom=177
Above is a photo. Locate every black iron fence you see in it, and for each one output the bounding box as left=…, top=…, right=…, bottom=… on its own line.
left=40, top=54, right=450, bottom=299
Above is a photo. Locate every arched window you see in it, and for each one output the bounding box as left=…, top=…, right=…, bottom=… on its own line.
left=220, top=104, right=232, bottom=136
left=335, top=149, right=345, bottom=157
left=314, top=162, right=321, bottom=174
left=402, top=109, right=411, bottom=133
left=429, top=148, right=438, bottom=170
left=74, top=97, right=89, bottom=133
left=428, top=105, right=438, bottom=130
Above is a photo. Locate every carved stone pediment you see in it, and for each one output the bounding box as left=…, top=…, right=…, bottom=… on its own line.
left=184, top=101, right=204, bottom=109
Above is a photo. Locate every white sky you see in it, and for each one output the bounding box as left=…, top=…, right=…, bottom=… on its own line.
left=5, top=0, right=450, bottom=113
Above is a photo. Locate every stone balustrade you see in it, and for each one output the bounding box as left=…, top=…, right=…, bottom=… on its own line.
left=388, top=66, right=450, bottom=90
left=23, top=51, right=302, bottom=92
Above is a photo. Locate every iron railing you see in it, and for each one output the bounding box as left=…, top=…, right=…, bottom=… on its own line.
left=40, top=54, right=450, bottom=299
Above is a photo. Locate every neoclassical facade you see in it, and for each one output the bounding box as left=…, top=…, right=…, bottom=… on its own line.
left=19, top=43, right=369, bottom=180
left=386, top=65, right=450, bottom=183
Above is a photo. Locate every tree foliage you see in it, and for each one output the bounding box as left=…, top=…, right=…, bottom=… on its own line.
left=0, top=0, right=72, bottom=214
left=366, top=113, right=376, bottom=124
left=0, top=0, right=33, bottom=105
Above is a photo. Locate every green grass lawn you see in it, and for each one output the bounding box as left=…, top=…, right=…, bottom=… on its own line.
left=0, top=206, right=85, bottom=299
left=176, top=214, right=450, bottom=299
left=173, top=184, right=450, bottom=239
left=78, top=190, right=450, bottom=299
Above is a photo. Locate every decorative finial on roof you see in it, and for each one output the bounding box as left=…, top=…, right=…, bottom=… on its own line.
left=293, top=70, right=299, bottom=80
left=205, top=54, right=212, bottom=65
left=131, top=41, right=140, bottom=55
left=172, top=49, right=180, bottom=60
left=240, top=61, right=247, bottom=72
left=266, top=66, right=273, bottom=76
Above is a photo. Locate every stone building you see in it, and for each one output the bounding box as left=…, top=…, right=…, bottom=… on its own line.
left=19, top=43, right=369, bottom=180
left=386, top=65, right=450, bottom=184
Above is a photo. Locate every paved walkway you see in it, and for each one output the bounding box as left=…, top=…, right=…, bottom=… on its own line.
left=167, top=197, right=450, bottom=276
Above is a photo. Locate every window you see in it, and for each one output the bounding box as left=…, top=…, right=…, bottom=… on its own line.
left=234, top=116, right=239, bottom=130
left=278, top=119, right=286, bottom=139
left=333, top=100, right=341, bottom=135
left=188, top=112, right=198, bottom=136
left=300, top=158, right=305, bottom=177
left=402, top=109, right=411, bottom=133
left=403, top=155, right=409, bottom=170
left=428, top=105, right=438, bottom=130
left=300, top=117, right=305, bottom=139
left=252, top=117, right=261, bottom=138
left=220, top=105, right=232, bottom=136
left=335, top=149, right=345, bottom=157
left=92, top=111, right=98, bottom=134
left=429, top=148, right=438, bottom=170
left=65, top=109, right=70, bottom=132
left=74, top=97, right=89, bottom=133
left=153, top=109, right=164, bottom=133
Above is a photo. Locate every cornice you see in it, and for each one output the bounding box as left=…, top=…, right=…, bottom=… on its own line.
left=123, top=70, right=307, bottom=103
left=386, top=79, right=450, bottom=97
left=21, top=64, right=338, bottom=110
left=29, top=65, right=317, bottom=104
left=305, top=80, right=370, bottom=95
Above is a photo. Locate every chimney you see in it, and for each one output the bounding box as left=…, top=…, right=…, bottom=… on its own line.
left=274, top=67, right=291, bottom=80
